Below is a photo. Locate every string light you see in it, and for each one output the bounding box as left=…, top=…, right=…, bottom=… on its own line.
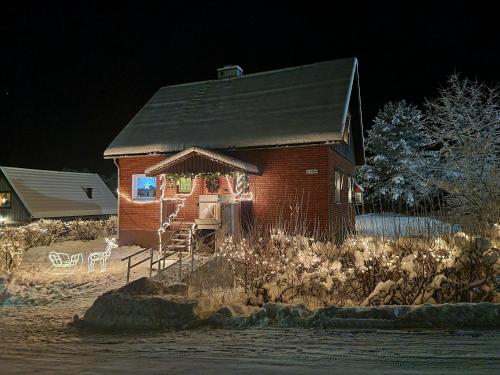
left=88, top=237, right=118, bottom=273
left=116, top=188, right=159, bottom=204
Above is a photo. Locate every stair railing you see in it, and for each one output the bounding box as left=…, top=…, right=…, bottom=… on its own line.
left=121, top=222, right=185, bottom=284
left=155, top=229, right=216, bottom=282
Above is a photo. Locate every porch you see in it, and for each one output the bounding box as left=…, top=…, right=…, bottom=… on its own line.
left=145, top=146, right=259, bottom=238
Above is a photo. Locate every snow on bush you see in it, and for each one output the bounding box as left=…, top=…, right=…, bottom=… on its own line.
left=0, top=217, right=117, bottom=271
left=218, top=228, right=499, bottom=308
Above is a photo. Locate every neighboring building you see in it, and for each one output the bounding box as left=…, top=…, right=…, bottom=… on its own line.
left=0, top=167, right=117, bottom=224
left=104, top=58, right=365, bottom=247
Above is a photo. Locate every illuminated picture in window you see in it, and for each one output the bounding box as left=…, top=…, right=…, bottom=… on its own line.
left=178, top=178, right=192, bottom=193
left=0, top=192, right=11, bottom=209
left=133, top=175, right=156, bottom=199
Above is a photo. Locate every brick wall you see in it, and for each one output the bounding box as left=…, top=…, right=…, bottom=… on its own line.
left=229, top=146, right=331, bottom=231
left=117, top=145, right=357, bottom=246
left=117, top=156, right=163, bottom=246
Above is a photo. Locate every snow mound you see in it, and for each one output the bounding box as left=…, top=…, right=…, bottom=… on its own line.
left=203, top=302, right=500, bottom=330
left=82, top=277, right=198, bottom=330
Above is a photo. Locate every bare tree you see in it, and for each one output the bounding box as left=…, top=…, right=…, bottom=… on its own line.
left=425, top=75, right=500, bottom=231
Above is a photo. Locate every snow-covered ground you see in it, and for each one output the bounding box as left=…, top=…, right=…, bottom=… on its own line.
left=356, top=213, right=461, bottom=238
left=2, top=238, right=147, bottom=307
left=0, top=237, right=499, bottom=374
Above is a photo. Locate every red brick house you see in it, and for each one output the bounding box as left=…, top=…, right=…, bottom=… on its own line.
left=104, top=58, right=364, bottom=247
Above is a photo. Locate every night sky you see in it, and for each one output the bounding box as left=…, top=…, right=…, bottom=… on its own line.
left=2, top=2, right=498, bottom=178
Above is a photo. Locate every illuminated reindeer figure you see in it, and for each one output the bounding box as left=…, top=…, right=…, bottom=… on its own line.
left=88, top=237, right=118, bottom=273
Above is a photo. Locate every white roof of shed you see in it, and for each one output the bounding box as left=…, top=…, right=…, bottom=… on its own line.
left=0, top=166, right=117, bottom=218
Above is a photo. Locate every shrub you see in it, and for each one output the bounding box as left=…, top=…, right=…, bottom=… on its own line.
left=218, top=228, right=499, bottom=308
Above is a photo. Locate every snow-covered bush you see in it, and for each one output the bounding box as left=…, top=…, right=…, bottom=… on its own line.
left=66, top=216, right=117, bottom=241
left=218, top=228, right=499, bottom=308
left=0, top=217, right=117, bottom=271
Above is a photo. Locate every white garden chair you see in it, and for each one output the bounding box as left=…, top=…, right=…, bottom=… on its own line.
left=47, top=252, right=83, bottom=273
left=88, top=238, right=118, bottom=273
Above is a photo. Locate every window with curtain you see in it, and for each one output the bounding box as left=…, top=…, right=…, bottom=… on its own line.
left=335, top=171, right=343, bottom=203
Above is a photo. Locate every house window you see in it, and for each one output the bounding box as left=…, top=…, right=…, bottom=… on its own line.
left=177, top=177, right=192, bottom=193
left=335, top=171, right=343, bottom=204
left=132, top=175, right=156, bottom=200
left=348, top=177, right=353, bottom=204
left=0, top=192, right=11, bottom=209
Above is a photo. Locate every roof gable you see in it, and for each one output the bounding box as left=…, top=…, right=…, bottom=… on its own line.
left=104, top=58, right=362, bottom=158
left=0, top=167, right=117, bottom=218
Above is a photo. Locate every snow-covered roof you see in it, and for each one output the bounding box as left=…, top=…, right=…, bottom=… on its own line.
left=104, top=58, right=361, bottom=158
left=0, top=166, right=117, bottom=218
left=145, top=147, right=260, bottom=176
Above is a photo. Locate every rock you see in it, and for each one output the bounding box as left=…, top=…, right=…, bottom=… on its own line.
left=275, top=305, right=311, bottom=326
left=82, top=277, right=198, bottom=330
left=115, top=277, right=171, bottom=296
left=482, top=248, right=499, bottom=266
left=248, top=308, right=269, bottom=325
left=475, top=237, right=492, bottom=252
left=0, top=273, right=11, bottom=302
left=164, top=283, right=188, bottom=296
left=262, top=302, right=288, bottom=320
left=215, top=306, right=236, bottom=318
left=206, top=306, right=247, bottom=328
left=247, top=294, right=264, bottom=306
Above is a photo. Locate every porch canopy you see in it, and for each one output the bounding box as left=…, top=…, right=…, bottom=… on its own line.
left=144, top=147, right=260, bottom=176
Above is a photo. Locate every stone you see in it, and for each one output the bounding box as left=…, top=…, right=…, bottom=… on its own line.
left=82, top=277, right=198, bottom=330
left=116, top=277, right=171, bottom=296
left=164, top=283, right=188, bottom=296
left=482, top=248, right=499, bottom=266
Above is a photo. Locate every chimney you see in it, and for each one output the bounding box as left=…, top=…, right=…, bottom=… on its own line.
left=217, top=65, right=243, bottom=80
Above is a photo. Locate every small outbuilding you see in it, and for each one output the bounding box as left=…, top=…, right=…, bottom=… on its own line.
left=0, top=166, right=117, bottom=224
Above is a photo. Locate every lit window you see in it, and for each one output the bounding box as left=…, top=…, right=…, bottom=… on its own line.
left=0, top=192, right=11, bottom=208
left=348, top=177, right=353, bottom=204
left=335, top=171, right=343, bottom=203
left=178, top=177, right=192, bottom=193
left=132, top=175, right=156, bottom=200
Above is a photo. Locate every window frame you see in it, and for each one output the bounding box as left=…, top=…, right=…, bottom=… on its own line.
left=132, top=174, right=157, bottom=201
left=0, top=191, right=12, bottom=209
left=348, top=176, right=353, bottom=204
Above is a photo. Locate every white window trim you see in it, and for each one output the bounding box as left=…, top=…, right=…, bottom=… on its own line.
left=132, top=174, right=156, bottom=201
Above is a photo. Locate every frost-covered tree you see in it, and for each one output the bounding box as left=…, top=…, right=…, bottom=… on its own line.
left=424, top=75, right=500, bottom=228
left=358, top=100, right=435, bottom=208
